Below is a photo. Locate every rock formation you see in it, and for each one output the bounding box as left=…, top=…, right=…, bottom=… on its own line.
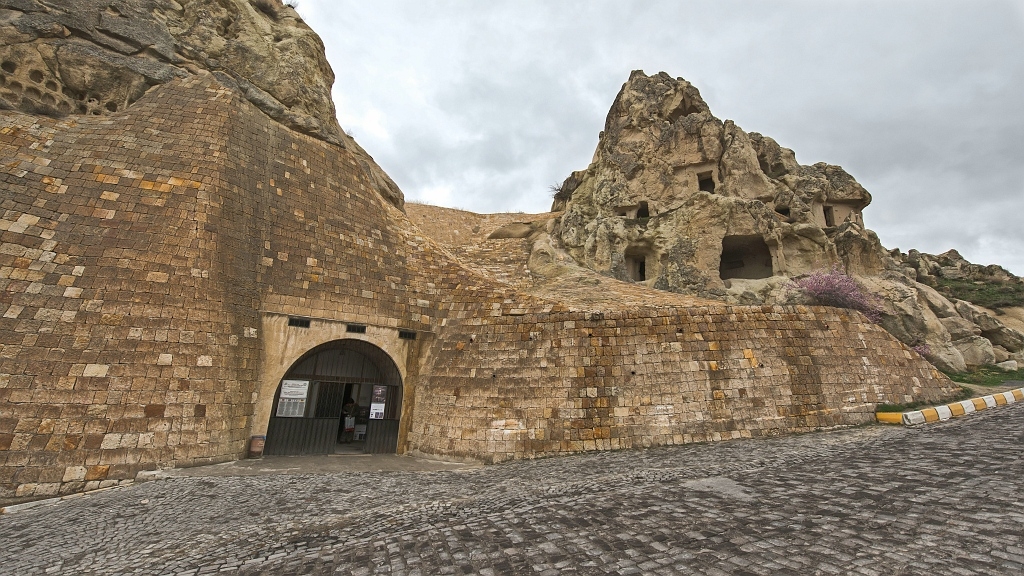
left=549, top=71, right=1024, bottom=373
left=0, top=0, right=404, bottom=208
left=1, top=3, right=960, bottom=504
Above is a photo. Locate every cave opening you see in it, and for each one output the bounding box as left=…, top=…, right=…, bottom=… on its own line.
left=667, top=98, right=702, bottom=123
left=719, top=235, right=773, bottom=280
left=698, top=171, right=716, bottom=193
left=625, top=245, right=653, bottom=282
left=626, top=255, right=646, bottom=282
left=823, top=205, right=835, bottom=227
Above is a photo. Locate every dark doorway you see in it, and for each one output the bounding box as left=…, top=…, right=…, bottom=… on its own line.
left=629, top=257, right=646, bottom=281
left=698, top=171, right=716, bottom=193
left=625, top=245, right=651, bottom=282
left=636, top=201, right=650, bottom=219
left=264, top=340, right=403, bottom=456
left=719, top=235, right=773, bottom=280
left=823, top=205, right=836, bottom=227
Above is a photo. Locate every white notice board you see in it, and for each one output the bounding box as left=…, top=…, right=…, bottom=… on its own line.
left=277, top=379, right=309, bottom=417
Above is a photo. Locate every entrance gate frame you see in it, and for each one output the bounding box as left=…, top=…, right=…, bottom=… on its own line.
left=264, top=340, right=402, bottom=455
left=250, top=312, right=422, bottom=457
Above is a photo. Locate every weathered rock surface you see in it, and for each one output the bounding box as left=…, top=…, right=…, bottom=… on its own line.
left=549, top=70, right=1024, bottom=372
left=954, top=336, right=996, bottom=369
left=996, top=360, right=1019, bottom=372
left=939, top=315, right=980, bottom=341
left=896, top=248, right=1020, bottom=286
left=0, top=1, right=963, bottom=506
left=551, top=71, right=884, bottom=298
left=0, top=0, right=404, bottom=208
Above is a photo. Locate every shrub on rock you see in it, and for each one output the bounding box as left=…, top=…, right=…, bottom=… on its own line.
left=793, top=266, right=882, bottom=323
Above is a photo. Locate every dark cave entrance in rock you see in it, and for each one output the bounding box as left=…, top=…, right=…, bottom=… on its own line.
left=719, top=235, right=773, bottom=280
left=625, top=245, right=652, bottom=282
left=627, top=256, right=646, bottom=282
left=698, top=171, right=716, bottom=193
left=823, top=205, right=836, bottom=227
left=636, top=201, right=650, bottom=219
left=668, top=98, right=702, bottom=123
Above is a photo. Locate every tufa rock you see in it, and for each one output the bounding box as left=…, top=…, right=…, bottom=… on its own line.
left=548, top=70, right=1023, bottom=371
left=0, top=0, right=404, bottom=209
left=551, top=71, right=882, bottom=301
left=953, top=336, right=996, bottom=369
left=995, top=360, right=1019, bottom=372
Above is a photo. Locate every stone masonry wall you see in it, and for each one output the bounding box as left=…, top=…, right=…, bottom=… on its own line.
left=0, top=72, right=959, bottom=503
left=409, top=305, right=957, bottom=463
left=0, top=73, right=533, bottom=502
left=0, top=76, right=262, bottom=500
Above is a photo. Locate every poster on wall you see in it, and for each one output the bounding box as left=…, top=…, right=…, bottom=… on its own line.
left=276, top=379, right=309, bottom=418
left=369, top=384, right=387, bottom=419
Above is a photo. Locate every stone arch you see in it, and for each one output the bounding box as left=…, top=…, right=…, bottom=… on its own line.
left=251, top=313, right=419, bottom=455
left=262, top=339, right=404, bottom=456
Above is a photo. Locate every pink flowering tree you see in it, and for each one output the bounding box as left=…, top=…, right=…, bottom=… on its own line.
left=911, top=343, right=932, bottom=357
left=792, top=266, right=882, bottom=323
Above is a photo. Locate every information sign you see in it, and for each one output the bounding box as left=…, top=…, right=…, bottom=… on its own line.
left=369, top=384, right=387, bottom=420
left=276, top=379, right=309, bottom=418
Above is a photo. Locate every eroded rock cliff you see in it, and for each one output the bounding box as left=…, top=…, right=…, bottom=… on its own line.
left=0, top=0, right=404, bottom=208
left=549, top=71, right=1024, bottom=373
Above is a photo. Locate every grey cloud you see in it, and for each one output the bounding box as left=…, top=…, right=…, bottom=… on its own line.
left=299, top=0, right=1024, bottom=274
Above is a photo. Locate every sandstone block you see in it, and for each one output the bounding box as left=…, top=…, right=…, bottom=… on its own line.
left=62, top=466, right=86, bottom=482
left=82, top=364, right=109, bottom=377
left=35, top=483, right=60, bottom=496
left=955, top=301, right=1003, bottom=332
left=915, top=282, right=958, bottom=318
left=84, top=465, right=109, bottom=481
left=985, top=327, right=1024, bottom=353
left=15, top=483, right=37, bottom=497
left=100, top=434, right=122, bottom=450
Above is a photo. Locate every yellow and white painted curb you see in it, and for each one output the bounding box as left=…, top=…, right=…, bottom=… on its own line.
left=877, top=387, right=1024, bottom=425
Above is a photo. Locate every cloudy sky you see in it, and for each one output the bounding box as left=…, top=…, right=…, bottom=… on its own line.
left=296, top=0, right=1024, bottom=275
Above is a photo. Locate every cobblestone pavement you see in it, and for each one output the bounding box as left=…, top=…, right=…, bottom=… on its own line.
left=2, top=404, right=1023, bottom=576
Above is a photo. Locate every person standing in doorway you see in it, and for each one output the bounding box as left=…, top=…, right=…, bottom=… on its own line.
left=341, top=397, right=358, bottom=443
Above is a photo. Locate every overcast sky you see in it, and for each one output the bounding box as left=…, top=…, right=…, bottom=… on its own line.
left=296, top=0, right=1024, bottom=275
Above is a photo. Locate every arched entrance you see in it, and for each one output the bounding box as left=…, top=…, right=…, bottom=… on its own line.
left=264, top=339, right=403, bottom=456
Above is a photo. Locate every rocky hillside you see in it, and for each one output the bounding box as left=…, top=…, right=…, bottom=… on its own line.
left=896, top=249, right=1024, bottom=311
left=549, top=71, right=1024, bottom=373
left=0, top=0, right=403, bottom=208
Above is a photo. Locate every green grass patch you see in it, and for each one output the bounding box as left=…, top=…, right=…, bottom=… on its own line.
left=941, top=366, right=1024, bottom=386
left=876, top=386, right=973, bottom=413
left=875, top=402, right=922, bottom=413
left=931, top=277, right=1024, bottom=310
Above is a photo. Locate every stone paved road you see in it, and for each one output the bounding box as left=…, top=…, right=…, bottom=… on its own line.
left=2, top=404, right=1023, bottom=576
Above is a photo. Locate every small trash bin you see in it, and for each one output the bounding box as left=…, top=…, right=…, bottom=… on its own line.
left=248, top=435, right=266, bottom=458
